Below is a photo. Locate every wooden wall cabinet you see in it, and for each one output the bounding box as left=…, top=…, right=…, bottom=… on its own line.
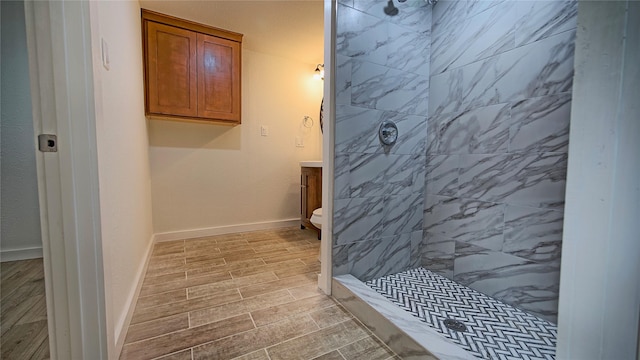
left=142, top=10, right=242, bottom=124
left=301, top=166, right=322, bottom=238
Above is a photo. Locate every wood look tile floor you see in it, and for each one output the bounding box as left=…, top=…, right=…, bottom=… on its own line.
left=121, top=227, right=398, bottom=360
left=1, top=258, right=50, bottom=360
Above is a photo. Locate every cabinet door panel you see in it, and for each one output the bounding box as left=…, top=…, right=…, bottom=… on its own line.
left=147, top=21, right=197, bottom=117
left=197, top=33, right=241, bottom=122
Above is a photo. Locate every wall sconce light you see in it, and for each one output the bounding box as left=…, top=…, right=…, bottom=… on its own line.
left=314, top=64, right=324, bottom=80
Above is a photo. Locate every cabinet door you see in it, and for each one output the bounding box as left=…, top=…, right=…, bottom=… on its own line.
left=146, top=21, right=197, bottom=117
left=197, top=33, right=241, bottom=122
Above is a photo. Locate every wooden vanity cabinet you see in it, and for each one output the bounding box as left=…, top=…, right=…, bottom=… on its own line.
left=301, top=166, right=322, bottom=237
left=142, top=10, right=242, bottom=124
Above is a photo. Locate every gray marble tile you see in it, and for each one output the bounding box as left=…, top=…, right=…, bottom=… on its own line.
left=333, top=196, right=385, bottom=245
left=350, top=235, right=411, bottom=281
left=387, top=22, right=430, bottom=76
left=336, top=55, right=353, bottom=106
left=509, top=93, right=571, bottom=153
left=425, top=115, right=439, bottom=155
left=334, top=153, right=351, bottom=200
left=436, top=103, right=510, bottom=154
left=466, top=0, right=507, bottom=18
left=385, top=112, right=428, bottom=155
left=353, top=0, right=432, bottom=30
left=336, top=105, right=385, bottom=155
left=352, top=60, right=429, bottom=116
left=338, top=0, right=354, bottom=7
left=425, top=155, right=459, bottom=196
left=503, top=205, right=563, bottom=266
left=457, top=153, right=567, bottom=209
left=410, top=231, right=424, bottom=269
left=333, top=244, right=353, bottom=276
left=411, top=154, right=426, bottom=194
left=335, top=106, right=427, bottom=156
left=428, top=56, right=501, bottom=117
left=423, top=195, right=504, bottom=251
left=383, top=192, right=423, bottom=237
left=431, top=0, right=468, bottom=36
left=454, top=242, right=560, bottom=322
left=337, top=4, right=389, bottom=66
left=422, top=233, right=454, bottom=279
left=431, top=1, right=516, bottom=75
left=349, top=153, right=414, bottom=198
left=495, top=29, right=576, bottom=103
left=515, top=0, right=577, bottom=47
left=429, top=30, right=575, bottom=117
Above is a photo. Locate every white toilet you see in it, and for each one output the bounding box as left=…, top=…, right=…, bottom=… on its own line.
left=310, top=208, right=322, bottom=229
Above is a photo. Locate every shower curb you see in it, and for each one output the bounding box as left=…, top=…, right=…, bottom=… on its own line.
left=332, top=274, right=477, bottom=360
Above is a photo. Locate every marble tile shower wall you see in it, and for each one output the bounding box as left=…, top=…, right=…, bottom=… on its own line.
left=332, top=0, right=432, bottom=282
left=423, top=0, right=577, bottom=323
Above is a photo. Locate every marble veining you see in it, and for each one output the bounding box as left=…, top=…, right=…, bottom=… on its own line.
left=453, top=241, right=561, bottom=322
left=431, top=1, right=517, bottom=75
left=333, top=196, right=385, bottom=245
left=335, top=105, right=427, bottom=155
left=457, top=152, right=567, bottom=209
left=350, top=234, right=411, bottom=281
left=424, top=195, right=505, bottom=251
left=515, top=1, right=577, bottom=46
left=351, top=60, right=429, bottom=115
left=429, top=30, right=575, bottom=118
left=349, top=152, right=415, bottom=197
left=334, top=0, right=431, bottom=282
left=425, top=155, right=459, bottom=196
left=337, top=4, right=389, bottom=66
left=422, top=232, right=455, bottom=279
left=509, top=93, right=571, bottom=153
left=503, top=205, right=564, bottom=265
left=435, top=103, right=511, bottom=155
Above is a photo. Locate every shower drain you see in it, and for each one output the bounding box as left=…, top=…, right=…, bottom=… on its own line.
left=443, top=319, right=467, bottom=332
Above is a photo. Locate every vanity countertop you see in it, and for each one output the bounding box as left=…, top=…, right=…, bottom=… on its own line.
left=300, top=161, right=322, bottom=168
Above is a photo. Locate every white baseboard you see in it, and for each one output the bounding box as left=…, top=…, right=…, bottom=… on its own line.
left=154, top=218, right=300, bottom=242
left=0, top=247, right=43, bottom=262
left=114, top=235, right=155, bottom=357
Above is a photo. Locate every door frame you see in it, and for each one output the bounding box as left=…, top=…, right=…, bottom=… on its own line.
left=24, top=0, right=107, bottom=358
left=319, top=0, right=337, bottom=294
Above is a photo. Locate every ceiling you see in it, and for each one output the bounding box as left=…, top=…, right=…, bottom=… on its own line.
left=139, top=0, right=325, bottom=65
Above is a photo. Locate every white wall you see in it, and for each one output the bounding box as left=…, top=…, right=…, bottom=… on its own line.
left=90, top=0, right=154, bottom=356
left=149, top=49, right=324, bottom=235
left=557, top=1, right=640, bottom=359
left=0, top=0, right=42, bottom=261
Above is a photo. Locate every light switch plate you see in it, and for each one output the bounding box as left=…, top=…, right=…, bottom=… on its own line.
left=261, top=126, right=269, bottom=136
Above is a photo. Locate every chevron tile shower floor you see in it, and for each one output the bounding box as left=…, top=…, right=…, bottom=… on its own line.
left=365, top=268, right=557, bottom=360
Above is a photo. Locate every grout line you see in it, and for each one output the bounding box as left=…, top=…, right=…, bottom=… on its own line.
left=248, top=312, right=258, bottom=329
left=336, top=349, right=348, bottom=360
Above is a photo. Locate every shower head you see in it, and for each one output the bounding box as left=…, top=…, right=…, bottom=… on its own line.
left=426, top=0, right=438, bottom=5
left=384, top=0, right=399, bottom=16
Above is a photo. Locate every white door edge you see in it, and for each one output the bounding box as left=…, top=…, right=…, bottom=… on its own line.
left=24, top=0, right=108, bottom=358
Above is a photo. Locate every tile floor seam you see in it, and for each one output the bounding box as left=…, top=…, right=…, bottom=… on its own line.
left=336, top=349, right=348, bottom=360
left=249, top=312, right=258, bottom=329
left=121, top=228, right=398, bottom=360
left=345, top=313, right=397, bottom=356
left=264, top=317, right=356, bottom=355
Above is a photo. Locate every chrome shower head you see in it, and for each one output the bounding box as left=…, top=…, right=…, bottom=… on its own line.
left=384, top=0, right=399, bottom=16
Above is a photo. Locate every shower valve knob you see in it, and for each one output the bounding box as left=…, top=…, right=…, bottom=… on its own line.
left=379, top=121, right=399, bottom=146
